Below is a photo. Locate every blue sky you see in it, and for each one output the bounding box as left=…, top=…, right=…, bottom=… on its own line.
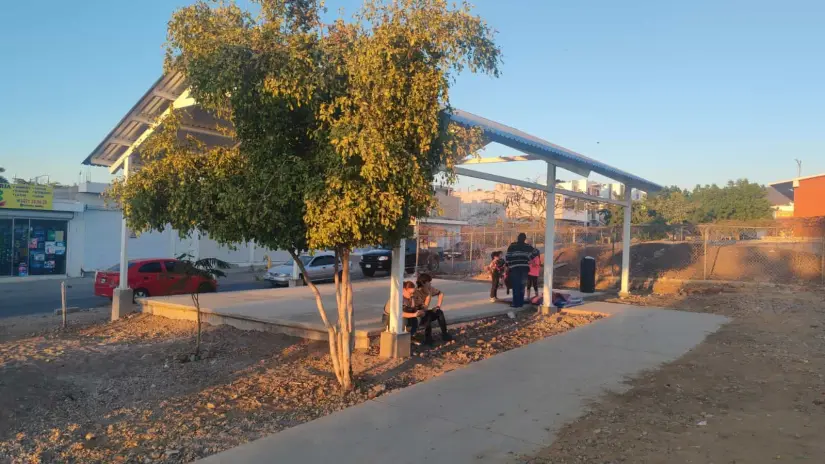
left=1, top=0, right=823, bottom=191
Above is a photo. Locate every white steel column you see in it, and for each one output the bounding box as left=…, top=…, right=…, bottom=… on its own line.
left=192, top=230, right=202, bottom=261
left=288, top=250, right=301, bottom=287
left=620, top=186, right=633, bottom=296
left=118, top=155, right=130, bottom=289
left=167, top=226, right=176, bottom=257
left=380, top=238, right=410, bottom=358
left=388, top=239, right=406, bottom=334
left=542, top=162, right=556, bottom=314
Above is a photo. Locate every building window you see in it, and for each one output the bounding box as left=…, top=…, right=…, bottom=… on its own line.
left=28, top=220, right=68, bottom=276
left=12, top=220, right=29, bottom=276
left=0, top=218, right=68, bottom=277
left=0, top=219, right=11, bottom=277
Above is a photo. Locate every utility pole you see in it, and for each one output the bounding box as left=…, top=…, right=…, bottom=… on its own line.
left=795, top=159, right=802, bottom=178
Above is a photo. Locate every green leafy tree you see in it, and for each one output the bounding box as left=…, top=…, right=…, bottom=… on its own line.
left=602, top=201, right=653, bottom=226
left=0, top=167, right=7, bottom=185
left=110, top=0, right=500, bottom=390
left=602, top=180, right=772, bottom=227
left=689, top=179, right=772, bottom=222
left=645, top=186, right=694, bottom=224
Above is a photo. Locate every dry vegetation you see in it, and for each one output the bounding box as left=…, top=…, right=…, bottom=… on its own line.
left=0, top=307, right=598, bottom=463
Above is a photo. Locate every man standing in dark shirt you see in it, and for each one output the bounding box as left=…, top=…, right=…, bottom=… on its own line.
left=505, top=233, right=538, bottom=308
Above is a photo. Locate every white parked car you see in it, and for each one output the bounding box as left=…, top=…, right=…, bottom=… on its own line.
left=264, top=252, right=350, bottom=287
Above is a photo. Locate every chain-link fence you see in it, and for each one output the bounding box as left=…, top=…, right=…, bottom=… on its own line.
left=416, top=221, right=825, bottom=289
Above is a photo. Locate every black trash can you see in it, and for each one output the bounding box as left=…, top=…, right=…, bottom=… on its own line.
left=580, top=256, right=596, bottom=293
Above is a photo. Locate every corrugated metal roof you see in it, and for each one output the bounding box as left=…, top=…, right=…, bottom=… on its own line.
left=83, top=73, right=189, bottom=167
left=447, top=109, right=662, bottom=193
left=84, top=74, right=660, bottom=194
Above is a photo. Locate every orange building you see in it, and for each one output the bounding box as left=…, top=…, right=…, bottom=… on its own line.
left=770, top=173, right=825, bottom=218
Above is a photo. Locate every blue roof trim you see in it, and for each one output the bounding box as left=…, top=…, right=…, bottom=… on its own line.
left=447, top=109, right=662, bottom=193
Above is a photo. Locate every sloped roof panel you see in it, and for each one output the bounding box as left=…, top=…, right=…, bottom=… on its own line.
left=448, top=109, right=662, bottom=192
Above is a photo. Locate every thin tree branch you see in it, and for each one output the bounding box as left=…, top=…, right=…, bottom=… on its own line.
left=287, top=249, right=332, bottom=329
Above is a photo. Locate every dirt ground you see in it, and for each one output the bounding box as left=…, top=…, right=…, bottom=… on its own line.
left=529, top=284, right=825, bottom=463
left=0, top=306, right=598, bottom=463
left=550, top=241, right=824, bottom=289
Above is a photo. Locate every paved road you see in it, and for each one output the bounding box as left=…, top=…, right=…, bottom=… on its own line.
left=0, top=268, right=368, bottom=319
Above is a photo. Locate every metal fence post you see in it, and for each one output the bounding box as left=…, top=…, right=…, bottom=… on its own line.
left=450, top=232, right=455, bottom=273
left=469, top=228, right=475, bottom=276
left=610, top=226, right=616, bottom=278
left=821, top=234, right=825, bottom=286
left=703, top=227, right=709, bottom=280
left=61, top=281, right=67, bottom=329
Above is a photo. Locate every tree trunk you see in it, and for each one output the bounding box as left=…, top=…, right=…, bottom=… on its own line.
left=288, top=249, right=350, bottom=388
left=61, top=281, right=67, bottom=329
left=339, top=250, right=353, bottom=389
left=330, top=248, right=353, bottom=390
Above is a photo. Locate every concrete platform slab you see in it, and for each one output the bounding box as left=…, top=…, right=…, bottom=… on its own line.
left=141, top=278, right=597, bottom=340
left=197, top=302, right=729, bottom=464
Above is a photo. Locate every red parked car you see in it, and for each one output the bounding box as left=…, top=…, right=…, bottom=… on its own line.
left=94, top=258, right=218, bottom=299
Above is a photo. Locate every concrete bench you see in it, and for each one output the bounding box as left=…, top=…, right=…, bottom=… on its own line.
left=354, top=316, right=447, bottom=350
left=354, top=303, right=533, bottom=350
left=355, top=327, right=383, bottom=350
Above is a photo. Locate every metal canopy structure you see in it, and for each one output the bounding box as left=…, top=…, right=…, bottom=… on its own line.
left=448, top=109, right=661, bottom=194
left=83, top=72, right=233, bottom=173
left=86, top=75, right=662, bottom=357
left=432, top=108, right=662, bottom=330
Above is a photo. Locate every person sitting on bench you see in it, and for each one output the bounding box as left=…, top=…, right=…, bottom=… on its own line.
left=413, top=273, right=453, bottom=344
left=382, top=281, right=425, bottom=336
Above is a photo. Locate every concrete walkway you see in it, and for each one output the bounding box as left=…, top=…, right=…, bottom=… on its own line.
left=198, top=302, right=729, bottom=464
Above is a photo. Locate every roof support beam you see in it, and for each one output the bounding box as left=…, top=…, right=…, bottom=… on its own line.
left=109, top=89, right=195, bottom=174
left=454, top=166, right=546, bottom=192
left=452, top=166, right=630, bottom=207
left=130, top=114, right=155, bottom=125
left=179, top=124, right=233, bottom=139
left=152, top=89, right=179, bottom=101
left=109, top=137, right=137, bottom=147
left=556, top=186, right=629, bottom=207
left=459, top=155, right=539, bottom=165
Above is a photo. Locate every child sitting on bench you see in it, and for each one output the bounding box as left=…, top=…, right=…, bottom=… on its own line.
left=382, top=281, right=425, bottom=336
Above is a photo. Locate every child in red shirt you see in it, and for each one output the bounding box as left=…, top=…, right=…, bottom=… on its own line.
left=526, top=253, right=541, bottom=299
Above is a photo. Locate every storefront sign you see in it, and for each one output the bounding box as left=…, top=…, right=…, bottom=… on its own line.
left=0, top=183, right=54, bottom=210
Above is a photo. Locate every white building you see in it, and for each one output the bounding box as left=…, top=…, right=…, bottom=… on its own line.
left=453, top=188, right=507, bottom=224
left=599, top=183, right=646, bottom=202
left=0, top=181, right=286, bottom=280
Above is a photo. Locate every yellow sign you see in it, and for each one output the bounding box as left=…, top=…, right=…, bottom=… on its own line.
left=0, top=183, right=54, bottom=210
